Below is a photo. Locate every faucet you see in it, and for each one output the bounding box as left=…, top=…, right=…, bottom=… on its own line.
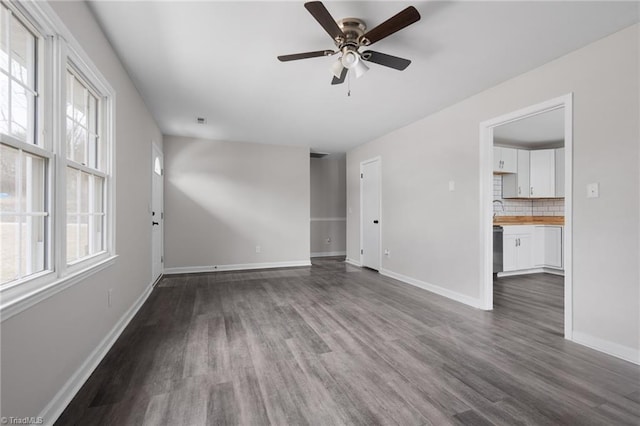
left=493, top=200, right=504, bottom=218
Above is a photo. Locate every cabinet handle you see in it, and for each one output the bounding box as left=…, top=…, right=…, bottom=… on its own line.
left=530, top=187, right=534, bottom=195
left=518, top=186, right=521, bottom=195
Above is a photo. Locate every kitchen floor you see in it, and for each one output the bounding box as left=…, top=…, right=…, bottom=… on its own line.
left=494, top=272, right=564, bottom=336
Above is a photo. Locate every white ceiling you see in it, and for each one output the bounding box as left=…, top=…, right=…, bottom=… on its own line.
left=87, top=1, right=639, bottom=153
left=494, top=107, right=565, bottom=148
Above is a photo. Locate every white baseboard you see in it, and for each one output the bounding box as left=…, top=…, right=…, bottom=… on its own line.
left=498, top=267, right=564, bottom=277
left=164, top=260, right=311, bottom=275
left=39, top=279, right=156, bottom=425
left=572, top=331, right=639, bottom=365
left=311, top=251, right=346, bottom=257
left=345, top=258, right=362, bottom=267
left=380, top=268, right=483, bottom=309
left=543, top=268, right=565, bottom=276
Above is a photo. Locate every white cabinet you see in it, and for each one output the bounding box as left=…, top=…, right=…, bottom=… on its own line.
left=555, top=148, right=565, bottom=197
left=534, top=226, right=563, bottom=269
left=502, top=149, right=530, bottom=198
left=529, top=149, right=556, bottom=197
left=503, top=226, right=534, bottom=272
left=503, top=225, right=563, bottom=274
left=493, top=147, right=517, bottom=174
left=502, top=148, right=562, bottom=199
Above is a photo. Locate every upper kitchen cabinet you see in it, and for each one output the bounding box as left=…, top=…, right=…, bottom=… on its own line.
left=555, top=147, right=565, bottom=197
left=502, top=149, right=530, bottom=198
left=493, top=147, right=517, bottom=174
left=530, top=149, right=556, bottom=197
left=504, top=148, right=562, bottom=198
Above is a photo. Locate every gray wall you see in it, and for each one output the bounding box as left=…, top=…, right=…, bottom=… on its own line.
left=347, top=25, right=639, bottom=359
left=310, top=156, right=346, bottom=256
left=1, top=0, right=163, bottom=418
left=163, top=136, right=310, bottom=270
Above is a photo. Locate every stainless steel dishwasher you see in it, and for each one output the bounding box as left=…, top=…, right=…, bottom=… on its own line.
left=493, top=226, right=503, bottom=274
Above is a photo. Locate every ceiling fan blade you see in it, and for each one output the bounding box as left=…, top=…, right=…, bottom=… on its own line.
left=360, top=6, right=421, bottom=46
left=361, top=51, right=411, bottom=70
left=304, top=1, right=345, bottom=42
left=278, top=50, right=335, bottom=62
left=331, top=67, right=348, bottom=85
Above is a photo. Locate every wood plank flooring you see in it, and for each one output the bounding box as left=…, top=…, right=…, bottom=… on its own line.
left=56, top=259, right=640, bottom=425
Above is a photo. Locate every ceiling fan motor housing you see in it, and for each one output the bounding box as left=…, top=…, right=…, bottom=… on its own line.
left=336, top=18, right=367, bottom=49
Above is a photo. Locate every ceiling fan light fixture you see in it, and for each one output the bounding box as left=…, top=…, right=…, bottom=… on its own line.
left=331, top=58, right=345, bottom=78
left=352, top=58, right=369, bottom=79
left=341, top=50, right=359, bottom=69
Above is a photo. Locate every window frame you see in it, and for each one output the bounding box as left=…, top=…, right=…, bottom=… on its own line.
left=0, top=0, right=117, bottom=320
left=62, top=59, right=112, bottom=273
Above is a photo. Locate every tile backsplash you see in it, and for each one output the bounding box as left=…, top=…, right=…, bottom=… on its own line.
left=493, top=175, right=564, bottom=216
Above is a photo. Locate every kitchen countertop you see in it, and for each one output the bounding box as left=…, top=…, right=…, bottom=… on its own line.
left=493, top=216, right=564, bottom=226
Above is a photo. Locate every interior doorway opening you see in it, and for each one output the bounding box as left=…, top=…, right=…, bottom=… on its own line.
left=480, top=94, right=573, bottom=340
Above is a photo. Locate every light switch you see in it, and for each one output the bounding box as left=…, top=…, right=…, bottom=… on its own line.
left=587, top=183, right=599, bottom=198
left=449, top=181, right=455, bottom=191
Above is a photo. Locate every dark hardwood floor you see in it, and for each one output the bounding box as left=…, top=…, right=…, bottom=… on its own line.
left=56, top=259, right=640, bottom=425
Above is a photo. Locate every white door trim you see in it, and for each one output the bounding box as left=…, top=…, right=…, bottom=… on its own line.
left=360, top=157, right=382, bottom=270
left=479, top=93, right=573, bottom=341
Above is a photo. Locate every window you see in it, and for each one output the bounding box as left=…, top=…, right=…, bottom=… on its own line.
left=0, top=1, right=115, bottom=308
left=1, top=3, right=49, bottom=285
left=65, top=69, right=106, bottom=264
left=0, top=144, right=47, bottom=283
left=0, top=3, right=37, bottom=144
left=154, top=156, right=161, bottom=176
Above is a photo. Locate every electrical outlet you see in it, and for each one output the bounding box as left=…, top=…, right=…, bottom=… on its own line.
left=384, top=249, right=391, bottom=257
left=326, top=237, right=331, bottom=244
left=448, top=181, right=455, bottom=191
left=107, top=289, right=113, bottom=307
left=255, top=245, right=261, bottom=253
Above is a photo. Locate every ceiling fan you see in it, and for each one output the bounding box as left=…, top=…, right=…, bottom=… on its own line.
left=277, top=1, right=421, bottom=85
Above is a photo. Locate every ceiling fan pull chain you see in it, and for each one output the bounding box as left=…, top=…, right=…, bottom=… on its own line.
left=347, top=70, right=351, bottom=97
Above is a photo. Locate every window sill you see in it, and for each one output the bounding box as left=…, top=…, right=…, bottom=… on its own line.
left=0, top=255, right=118, bottom=322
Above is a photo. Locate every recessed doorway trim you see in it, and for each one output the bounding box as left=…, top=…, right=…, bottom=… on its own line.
left=479, top=93, right=573, bottom=340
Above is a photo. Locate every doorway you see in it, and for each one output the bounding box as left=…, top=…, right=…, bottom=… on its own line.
left=151, top=143, right=164, bottom=283
left=360, top=157, right=381, bottom=270
left=480, top=94, right=573, bottom=340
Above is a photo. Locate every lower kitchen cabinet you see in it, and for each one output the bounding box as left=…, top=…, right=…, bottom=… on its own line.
left=503, top=225, right=563, bottom=273
left=534, top=225, right=563, bottom=269
left=503, top=226, right=534, bottom=272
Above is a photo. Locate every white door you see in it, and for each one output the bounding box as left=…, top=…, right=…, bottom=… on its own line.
left=361, top=159, right=381, bottom=270
left=151, top=144, right=164, bottom=282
